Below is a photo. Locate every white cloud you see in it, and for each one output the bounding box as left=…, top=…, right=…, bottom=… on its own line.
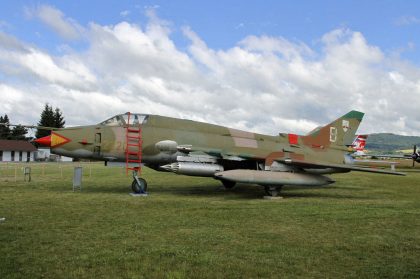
left=1, top=9, right=420, bottom=136
left=25, top=4, right=83, bottom=40
left=0, top=42, right=96, bottom=90
left=395, top=15, right=420, bottom=26
left=120, top=10, right=130, bottom=17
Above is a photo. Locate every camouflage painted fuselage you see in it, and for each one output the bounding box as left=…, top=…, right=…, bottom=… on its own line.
left=41, top=111, right=404, bottom=194
left=51, top=113, right=356, bottom=169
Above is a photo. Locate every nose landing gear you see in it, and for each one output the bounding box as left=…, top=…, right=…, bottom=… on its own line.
left=131, top=171, right=148, bottom=194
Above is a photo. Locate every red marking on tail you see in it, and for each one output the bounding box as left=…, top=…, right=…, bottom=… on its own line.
left=288, top=134, right=298, bottom=145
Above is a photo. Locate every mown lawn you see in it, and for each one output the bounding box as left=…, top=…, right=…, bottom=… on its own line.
left=1, top=163, right=420, bottom=278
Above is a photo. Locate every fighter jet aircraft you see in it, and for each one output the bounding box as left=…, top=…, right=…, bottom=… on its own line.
left=351, top=134, right=420, bottom=167
left=362, top=146, right=420, bottom=167
left=32, top=111, right=403, bottom=196
left=352, top=135, right=368, bottom=156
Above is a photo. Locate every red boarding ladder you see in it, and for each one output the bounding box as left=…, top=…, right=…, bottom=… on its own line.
left=125, top=112, right=143, bottom=175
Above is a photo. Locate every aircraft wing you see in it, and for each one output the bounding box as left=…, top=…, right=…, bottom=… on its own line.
left=357, top=154, right=411, bottom=159
left=180, top=146, right=405, bottom=175
left=177, top=145, right=258, bottom=160
left=277, top=159, right=406, bottom=176
left=353, top=159, right=399, bottom=165
left=0, top=123, right=62, bottom=130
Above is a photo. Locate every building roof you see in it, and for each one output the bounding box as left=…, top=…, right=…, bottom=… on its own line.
left=0, top=140, right=37, bottom=152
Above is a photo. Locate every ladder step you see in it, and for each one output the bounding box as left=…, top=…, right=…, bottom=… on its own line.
left=126, top=150, right=141, bottom=154
left=127, top=140, right=142, bottom=144
left=127, top=156, right=141, bottom=160
left=127, top=156, right=142, bottom=160
left=127, top=129, right=141, bottom=133
left=127, top=159, right=141, bottom=163
left=127, top=143, right=142, bottom=146
left=127, top=135, right=142, bottom=139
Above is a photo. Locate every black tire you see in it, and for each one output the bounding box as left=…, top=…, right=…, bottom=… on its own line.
left=132, top=178, right=148, bottom=194
left=222, top=180, right=236, bottom=189
left=264, top=186, right=281, bottom=197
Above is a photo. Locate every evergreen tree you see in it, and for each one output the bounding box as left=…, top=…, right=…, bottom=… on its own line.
left=11, top=125, right=28, bottom=140
left=36, top=104, right=61, bottom=138
left=0, top=114, right=11, bottom=139
left=54, top=108, right=65, bottom=128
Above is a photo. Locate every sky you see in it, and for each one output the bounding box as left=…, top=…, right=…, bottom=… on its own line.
left=1, top=1, right=420, bottom=136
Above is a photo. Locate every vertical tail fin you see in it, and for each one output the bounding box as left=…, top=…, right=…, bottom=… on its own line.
left=302, top=111, right=364, bottom=148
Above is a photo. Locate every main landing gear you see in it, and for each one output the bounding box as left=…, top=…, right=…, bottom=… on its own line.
left=131, top=171, right=148, bottom=194
left=221, top=180, right=236, bottom=189
left=264, top=185, right=282, bottom=197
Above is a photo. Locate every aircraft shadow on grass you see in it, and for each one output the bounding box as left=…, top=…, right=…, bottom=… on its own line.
left=143, top=183, right=368, bottom=200
left=64, top=180, right=369, bottom=200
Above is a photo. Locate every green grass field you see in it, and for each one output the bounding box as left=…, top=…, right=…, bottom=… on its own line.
left=1, top=163, right=420, bottom=278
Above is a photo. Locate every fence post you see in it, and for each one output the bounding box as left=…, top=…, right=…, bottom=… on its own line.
left=24, top=167, right=31, bottom=182
left=73, top=167, right=83, bottom=191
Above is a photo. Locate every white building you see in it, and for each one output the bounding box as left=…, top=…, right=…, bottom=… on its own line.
left=35, top=148, right=73, bottom=162
left=0, top=140, right=37, bottom=162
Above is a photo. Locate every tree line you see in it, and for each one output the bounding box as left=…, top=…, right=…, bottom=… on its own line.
left=0, top=104, right=65, bottom=140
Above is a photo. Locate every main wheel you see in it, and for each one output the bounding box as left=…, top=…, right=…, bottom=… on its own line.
left=222, top=180, right=236, bottom=189
left=264, top=185, right=281, bottom=197
left=132, top=178, right=148, bottom=194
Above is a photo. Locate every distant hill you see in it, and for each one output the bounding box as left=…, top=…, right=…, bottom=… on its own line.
left=365, top=133, right=420, bottom=153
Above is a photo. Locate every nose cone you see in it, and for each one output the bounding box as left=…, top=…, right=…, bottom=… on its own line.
left=34, top=132, right=71, bottom=147
left=34, top=135, right=51, bottom=146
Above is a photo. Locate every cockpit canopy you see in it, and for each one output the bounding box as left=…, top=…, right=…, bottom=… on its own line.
left=99, top=113, right=149, bottom=126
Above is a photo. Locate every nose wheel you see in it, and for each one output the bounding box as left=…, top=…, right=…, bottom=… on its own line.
left=132, top=177, right=147, bottom=194
left=131, top=171, right=148, bottom=194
